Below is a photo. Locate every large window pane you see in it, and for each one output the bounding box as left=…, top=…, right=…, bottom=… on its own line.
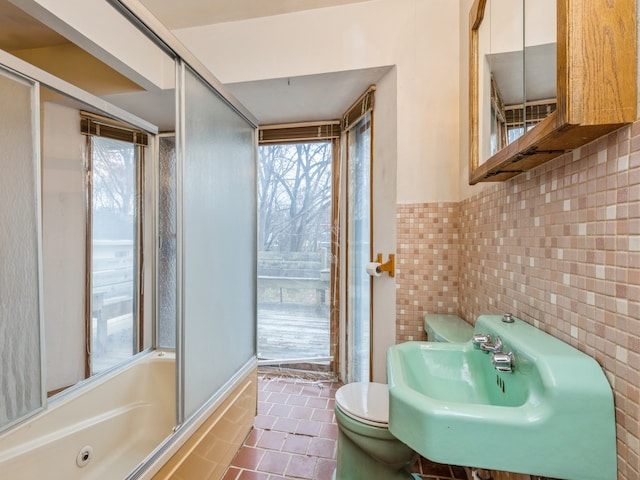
left=257, top=143, right=332, bottom=365
left=90, top=137, right=139, bottom=374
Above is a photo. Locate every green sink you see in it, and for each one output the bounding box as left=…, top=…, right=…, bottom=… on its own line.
left=387, top=314, right=617, bottom=480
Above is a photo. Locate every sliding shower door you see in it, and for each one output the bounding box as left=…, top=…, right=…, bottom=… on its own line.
left=0, top=66, right=44, bottom=431
left=179, top=64, right=256, bottom=420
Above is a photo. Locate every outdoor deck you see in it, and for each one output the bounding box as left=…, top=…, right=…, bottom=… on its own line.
left=257, top=303, right=331, bottom=364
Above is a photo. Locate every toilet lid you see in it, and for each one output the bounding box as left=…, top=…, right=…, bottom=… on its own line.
left=335, top=382, right=389, bottom=427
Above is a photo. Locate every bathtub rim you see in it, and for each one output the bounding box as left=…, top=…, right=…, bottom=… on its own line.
left=0, top=348, right=172, bottom=443
left=47, top=348, right=172, bottom=407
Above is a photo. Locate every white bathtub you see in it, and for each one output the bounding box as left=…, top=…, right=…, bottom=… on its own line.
left=0, top=351, right=175, bottom=480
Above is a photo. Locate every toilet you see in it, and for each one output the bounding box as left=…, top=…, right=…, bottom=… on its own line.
left=333, top=382, right=418, bottom=480
left=424, top=313, right=473, bottom=343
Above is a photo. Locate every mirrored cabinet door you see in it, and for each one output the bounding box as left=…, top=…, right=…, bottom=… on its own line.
left=478, top=0, right=525, bottom=163
left=474, top=0, right=558, bottom=167
left=470, top=0, right=636, bottom=184
left=523, top=0, right=556, bottom=135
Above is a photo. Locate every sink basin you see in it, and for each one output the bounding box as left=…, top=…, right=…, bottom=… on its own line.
left=387, top=314, right=617, bottom=480
left=398, top=343, right=536, bottom=408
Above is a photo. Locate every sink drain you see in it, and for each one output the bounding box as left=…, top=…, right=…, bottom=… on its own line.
left=76, top=445, right=93, bottom=468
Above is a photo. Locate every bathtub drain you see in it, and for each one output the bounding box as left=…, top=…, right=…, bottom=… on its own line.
left=76, top=446, right=93, bottom=468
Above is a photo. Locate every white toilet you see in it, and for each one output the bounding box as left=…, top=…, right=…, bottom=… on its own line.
left=333, top=382, right=418, bottom=480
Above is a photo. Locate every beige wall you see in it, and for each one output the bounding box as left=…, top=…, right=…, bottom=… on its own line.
left=396, top=202, right=460, bottom=343
left=370, top=67, right=399, bottom=382
left=42, top=100, right=86, bottom=391
left=174, top=0, right=461, bottom=205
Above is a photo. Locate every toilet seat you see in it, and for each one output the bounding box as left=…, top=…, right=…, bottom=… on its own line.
left=335, top=382, right=389, bottom=428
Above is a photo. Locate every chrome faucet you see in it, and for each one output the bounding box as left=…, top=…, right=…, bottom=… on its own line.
left=480, top=335, right=503, bottom=353
left=491, top=351, right=515, bottom=373
left=473, top=333, right=516, bottom=372
left=472, top=333, right=492, bottom=349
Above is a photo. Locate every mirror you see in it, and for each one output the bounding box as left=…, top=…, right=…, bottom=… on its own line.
left=524, top=1, right=556, bottom=137
left=471, top=0, right=556, bottom=167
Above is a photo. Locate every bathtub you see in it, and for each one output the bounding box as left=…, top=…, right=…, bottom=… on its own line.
left=0, top=351, right=176, bottom=480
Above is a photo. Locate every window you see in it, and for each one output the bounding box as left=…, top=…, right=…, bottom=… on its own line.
left=255, top=86, right=374, bottom=379
left=257, top=141, right=335, bottom=368
left=345, top=112, right=372, bottom=382
left=83, top=116, right=146, bottom=374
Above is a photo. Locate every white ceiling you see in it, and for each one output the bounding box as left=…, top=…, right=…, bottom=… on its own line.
left=225, top=67, right=392, bottom=126
left=102, top=67, right=392, bottom=130
left=139, top=0, right=374, bottom=29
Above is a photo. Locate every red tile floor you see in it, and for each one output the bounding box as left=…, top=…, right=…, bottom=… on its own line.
left=223, top=371, right=468, bottom=480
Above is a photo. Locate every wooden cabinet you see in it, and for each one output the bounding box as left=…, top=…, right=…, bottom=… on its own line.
left=469, top=0, right=637, bottom=184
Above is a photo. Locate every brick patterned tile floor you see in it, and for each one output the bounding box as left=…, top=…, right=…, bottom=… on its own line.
left=223, top=371, right=468, bottom=480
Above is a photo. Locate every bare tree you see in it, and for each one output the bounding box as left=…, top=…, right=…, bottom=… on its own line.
left=91, top=137, right=137, bottom=241
left=258, top=142, right=332, bottom=254
left=92, top=137, right=136, bottom=215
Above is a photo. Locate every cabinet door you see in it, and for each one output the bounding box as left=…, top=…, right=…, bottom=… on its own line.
left=469, top=0, right=637, bottom=184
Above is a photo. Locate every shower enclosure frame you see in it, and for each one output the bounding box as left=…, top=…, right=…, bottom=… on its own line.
left=1, top=1, right=259, bottom=475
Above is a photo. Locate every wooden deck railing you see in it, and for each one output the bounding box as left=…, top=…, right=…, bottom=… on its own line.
left=258, top=276, right=329, bottom=304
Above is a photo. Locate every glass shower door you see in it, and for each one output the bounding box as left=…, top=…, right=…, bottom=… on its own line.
left=179, top=63, right=256, bottom=421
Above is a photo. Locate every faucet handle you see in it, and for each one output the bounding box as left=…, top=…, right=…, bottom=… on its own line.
left=472, top=333, right=492, bottom=349
left=491, top=351, right=515, bottom=373
left=480, top=335, right=504, bottom=353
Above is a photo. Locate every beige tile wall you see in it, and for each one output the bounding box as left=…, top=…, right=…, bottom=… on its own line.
left=396, top=202, right=460, bottom=343
left=396, top=122, right=640, bottom=479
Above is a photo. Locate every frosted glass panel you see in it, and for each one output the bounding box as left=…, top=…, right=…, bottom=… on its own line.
left=158, top=135, right=177, bottom=348
left=182, top=67, right=256, bottom=419
left=0, top=68, right=43, bottom=430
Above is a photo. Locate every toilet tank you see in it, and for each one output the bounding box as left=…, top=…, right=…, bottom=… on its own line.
left=423, top=314, right=473, bottom=343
